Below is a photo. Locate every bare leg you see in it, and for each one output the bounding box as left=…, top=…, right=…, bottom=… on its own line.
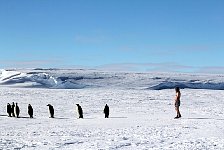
left=175, top=107, right=181, bottom=118
left=178, top=108, right=181, bottom=117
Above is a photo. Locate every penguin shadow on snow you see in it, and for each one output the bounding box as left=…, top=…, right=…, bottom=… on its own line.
left=0, top=115, right=35, bottom=119
left=19, top=116, right=33, bottom=119
left=185, top=117, right=224, bottom=120
left=107, top=116, right=128, bottom=119
left=186, top=117, right=212, bottom=120
left=81, top=117, right=95, bottom=119
left=53, top=117, right=69, bottom=120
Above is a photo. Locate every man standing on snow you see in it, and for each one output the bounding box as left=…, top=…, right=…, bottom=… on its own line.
left=174, top=87, right=181, bottom=119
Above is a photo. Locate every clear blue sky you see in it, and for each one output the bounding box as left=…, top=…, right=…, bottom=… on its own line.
left=0, top=0, right=224, bottom=73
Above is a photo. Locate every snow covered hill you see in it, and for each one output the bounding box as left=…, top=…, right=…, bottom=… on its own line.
left=1, top=69, right=224, bottom=90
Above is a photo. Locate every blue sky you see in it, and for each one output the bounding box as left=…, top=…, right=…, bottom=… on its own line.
left=0, top=0, right=224, bottom=73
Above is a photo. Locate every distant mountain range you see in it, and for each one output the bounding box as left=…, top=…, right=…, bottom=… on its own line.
left=1, top=69, right=224, bottom=90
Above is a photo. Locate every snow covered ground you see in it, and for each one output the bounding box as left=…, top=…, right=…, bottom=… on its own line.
left=0, top=69, right=224, bottom=149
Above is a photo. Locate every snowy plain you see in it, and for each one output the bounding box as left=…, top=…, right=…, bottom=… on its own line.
left=0, top=69, right=224, bottom=150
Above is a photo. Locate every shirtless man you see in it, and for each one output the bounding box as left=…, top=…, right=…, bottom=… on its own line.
left=174, top=87, right=181, bottom=119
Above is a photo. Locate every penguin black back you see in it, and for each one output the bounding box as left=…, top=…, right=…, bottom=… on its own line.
left=11, top=102, right=15, bottom=117
left=28, top=104, right=33, bottom=118
left=104, top=104, right=109, bottom=118
left=47, top=104, right=54, bottom=118
left=7, top=103, right=11, bottom=117
left=15, top=103, right=20, bottom=118
left=76, top=104, right=83, bottom=118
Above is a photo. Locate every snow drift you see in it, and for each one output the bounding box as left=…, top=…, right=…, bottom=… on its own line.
left=1, top=69, right=224, bottom=90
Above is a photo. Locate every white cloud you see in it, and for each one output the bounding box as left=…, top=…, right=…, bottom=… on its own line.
left=196, top=66, right=224, bottom=74
left=97, top=63, right=224, bottom=74
left=97, top=62, right=194, bottom=72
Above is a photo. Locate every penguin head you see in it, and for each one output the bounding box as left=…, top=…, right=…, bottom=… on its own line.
left=47, top=104, right=51, bottom=107
left=76, top=104, right=79, bottom=106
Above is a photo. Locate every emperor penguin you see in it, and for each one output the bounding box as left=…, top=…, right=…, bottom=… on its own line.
left=7, top=103, right=12, bottom=117
left=76, top=104, right=83, bottom=118
left=28, top=104, right=33, bottom=118
left=11, top=102, right=15, bottom=117
left=15, top=103, right=20, bottom=118
left=47, top=104, right=54, bottom=118
left=104, top=104, right=109, bottom=118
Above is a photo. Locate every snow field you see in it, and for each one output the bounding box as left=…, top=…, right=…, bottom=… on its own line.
left=0, top=87, right=224, bottom=149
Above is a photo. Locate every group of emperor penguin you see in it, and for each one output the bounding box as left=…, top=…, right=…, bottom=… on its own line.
left=46, top=104, right=110, bottom=119
left=6, top=103, right=109, bottom=119
left=7, top=102, right=33, bottom=118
